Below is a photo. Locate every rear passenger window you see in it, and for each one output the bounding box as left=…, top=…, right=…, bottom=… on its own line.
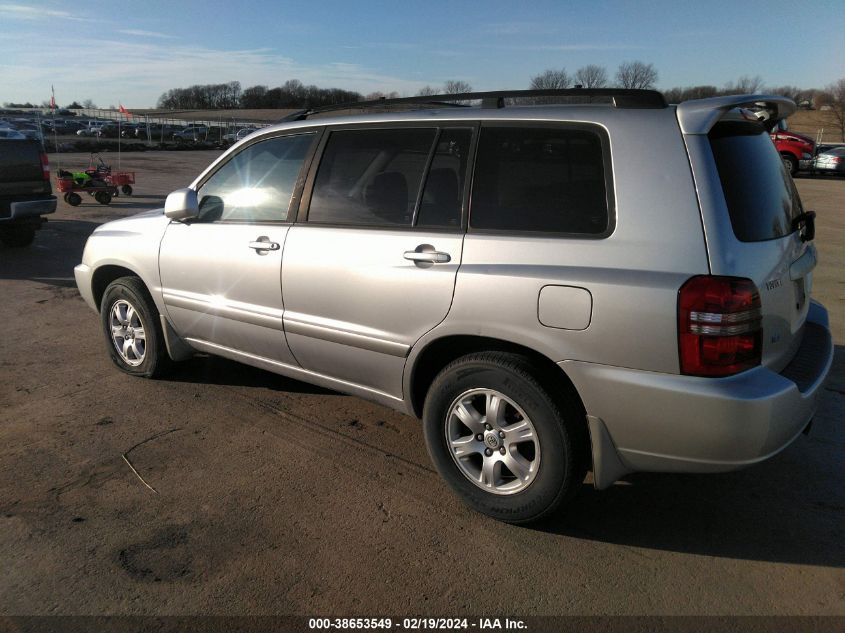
left=470, top=126, right=609, bottom=234
left=308, top=128, right=437, bottom=226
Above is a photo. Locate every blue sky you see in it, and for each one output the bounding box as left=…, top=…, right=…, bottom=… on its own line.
left=1, top=0, right=843, bottom=108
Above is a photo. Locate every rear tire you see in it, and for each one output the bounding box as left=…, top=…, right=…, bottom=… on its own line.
left=122, top=185, right=133, bottom=196
left=67, top=192, right=82, bottom=206
left=423, top=352, right=587, bottom=524
left=100, top=276, right=171, bottom=378
left=94, top=191, right=112, bottom=205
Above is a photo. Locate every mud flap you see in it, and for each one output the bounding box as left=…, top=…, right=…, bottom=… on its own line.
left=587, top=414, right=632, bottom=490
left=159, top=315, right=194, bottom=362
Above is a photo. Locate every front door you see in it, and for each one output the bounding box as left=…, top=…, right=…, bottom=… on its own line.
left=159, top=131, right=318, bottom=366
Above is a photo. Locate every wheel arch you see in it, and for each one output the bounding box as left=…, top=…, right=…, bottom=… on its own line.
left=407, top=335, right=586, bottom=424
left=91, top=264, right=147, bottom=311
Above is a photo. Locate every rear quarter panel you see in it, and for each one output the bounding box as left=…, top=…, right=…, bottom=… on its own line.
left=416, top=108, right=710, bottom=374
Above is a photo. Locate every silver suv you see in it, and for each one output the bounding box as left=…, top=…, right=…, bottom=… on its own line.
left=74, top=89, right=833, bottom=523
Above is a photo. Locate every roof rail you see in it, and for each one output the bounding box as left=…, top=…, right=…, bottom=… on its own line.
left=676, top=94, right=797, bottom=135
left=278, top=88, right=667, bottom=122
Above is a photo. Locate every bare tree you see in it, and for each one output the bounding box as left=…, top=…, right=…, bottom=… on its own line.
left=530, top=69, right=571, bottom=90
left=82, top=99, right=97, bottom=109
left=615, top=61, right=658, bottom=89
left=241, top=85, right=268, bottom=109
left=441, top=80, right=473, bottom=105
left=574, top=65, right=608, bottom=88
left=416, top=86, right=439, bottom=96
left=443, top=80, right=473, bottom=94
left=723, top=75, right=765, bottom=94
left=527, top=69, right=572, bottom=104
left=769, top=85, right=803, bottom=102
left=825, top=78, right=845, bottom=141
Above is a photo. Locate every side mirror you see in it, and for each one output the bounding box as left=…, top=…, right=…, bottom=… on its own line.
left=164, top=188, right=199, bottom=220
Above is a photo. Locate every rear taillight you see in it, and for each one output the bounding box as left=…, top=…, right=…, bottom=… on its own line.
left=40, top=152, right=50, bottom=181
left=678, top=276, right=762, bottom=377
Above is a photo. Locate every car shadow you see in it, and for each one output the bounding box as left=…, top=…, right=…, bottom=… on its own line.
left=0, top=219, right=98, bottom=286
left=166, top=355, right=339, bottom=396
left=533, top=345, right=845, bottom=568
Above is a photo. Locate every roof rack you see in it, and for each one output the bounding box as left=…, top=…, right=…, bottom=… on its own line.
left=279, top=88, right=667, bottom=122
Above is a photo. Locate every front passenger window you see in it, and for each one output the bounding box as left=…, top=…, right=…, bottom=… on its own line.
left=197, top=133, right=316, bottom=223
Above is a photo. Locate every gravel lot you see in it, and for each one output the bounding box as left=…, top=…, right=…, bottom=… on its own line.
left=1, top=151, right=843, bottom=616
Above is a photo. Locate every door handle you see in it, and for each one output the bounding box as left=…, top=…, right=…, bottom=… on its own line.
left=249, top=236, right=280, bottom=253
left=404, top=245, right=451, bottom=264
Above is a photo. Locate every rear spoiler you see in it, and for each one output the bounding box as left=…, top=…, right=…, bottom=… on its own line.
left=676, top=94, right=797, bottom=135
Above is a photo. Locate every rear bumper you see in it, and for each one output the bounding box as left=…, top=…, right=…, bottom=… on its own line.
left=564, top=301, right=833, bottom=485
left=0, top=196, right=57, bottom=222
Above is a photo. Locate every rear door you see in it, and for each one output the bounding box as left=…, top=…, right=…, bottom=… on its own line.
left=281, top=124, right=474, bottom=398
left=702, top=119, right=815, bottom=371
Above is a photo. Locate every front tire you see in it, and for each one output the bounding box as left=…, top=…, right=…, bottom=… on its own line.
left=100, top=277, right=171, bottom=378
left=423, top=352, right=587, bottom=524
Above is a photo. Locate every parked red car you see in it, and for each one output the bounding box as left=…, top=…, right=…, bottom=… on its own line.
left=771, top=119, right=815, bottom=175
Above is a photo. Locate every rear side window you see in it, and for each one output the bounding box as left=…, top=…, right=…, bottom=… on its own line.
left=470, top=126, right=610, bottom=235
left=710, top=121, right=803, bottom=242
left=308, top=128, right=437, bottom=226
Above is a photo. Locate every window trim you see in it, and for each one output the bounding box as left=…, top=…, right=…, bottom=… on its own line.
left=295, top=121, right=478, bottom=233
left=191, top=129, right=323, bottom=226
left=466, top=121, right=616, bottom=240
left=413, top=126, right=478, bottom=231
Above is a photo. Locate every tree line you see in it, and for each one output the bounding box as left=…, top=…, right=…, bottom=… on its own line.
left=5, top=61, right=843, bottom=133
left=142, top=62, right=840, bottom=112
left=528, top=62, right=834, bottom=108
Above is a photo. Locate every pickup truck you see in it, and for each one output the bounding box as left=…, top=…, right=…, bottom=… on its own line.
left=0, top=140, right=56, bottom=247
left=771, top=119, right=815, bottom=175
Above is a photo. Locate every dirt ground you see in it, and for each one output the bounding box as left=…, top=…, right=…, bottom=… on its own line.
left=0, top=151, right=843, bottom=617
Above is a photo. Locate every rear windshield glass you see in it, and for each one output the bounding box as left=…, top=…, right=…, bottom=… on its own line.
left=709, top=121, right=803, bottom=242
